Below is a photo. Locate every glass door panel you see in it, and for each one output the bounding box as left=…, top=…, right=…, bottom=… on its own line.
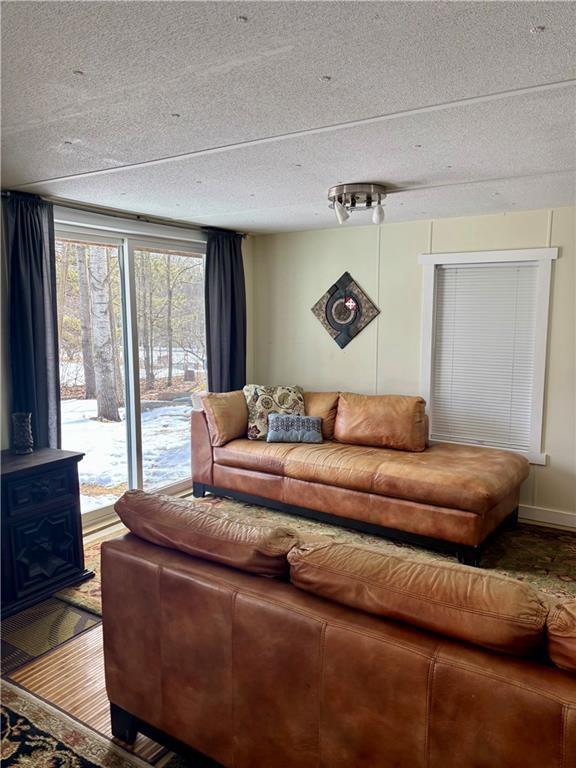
left=56, top=237, right=128, bottom=513
left=133, top=246, right=206, bottom=491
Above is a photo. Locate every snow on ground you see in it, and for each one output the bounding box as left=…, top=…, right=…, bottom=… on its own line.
left=61, top=399, right=192, bottom=513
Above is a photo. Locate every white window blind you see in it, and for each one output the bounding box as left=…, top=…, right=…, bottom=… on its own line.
left=430, top=261, right=539, bottom=452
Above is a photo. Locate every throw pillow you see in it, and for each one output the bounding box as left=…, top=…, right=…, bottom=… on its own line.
left=243, top=384, right=305, bottom=440
left=267, top=414, right=323, bottom=443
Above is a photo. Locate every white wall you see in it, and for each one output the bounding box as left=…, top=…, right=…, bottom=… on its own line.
left=251, top=207, right=576, bottom=526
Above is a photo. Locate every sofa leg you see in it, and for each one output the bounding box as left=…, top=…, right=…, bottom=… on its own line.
left=192, top=482, right=206, bottom=498
left=457, top=546, right=482, bottom=567
left=110, top=703, right=138, bottom=744
left=504, top=507, right=519, bottom=531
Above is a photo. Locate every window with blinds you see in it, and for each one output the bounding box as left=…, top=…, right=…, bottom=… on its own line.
left=430, top=261, right=539, bottom=452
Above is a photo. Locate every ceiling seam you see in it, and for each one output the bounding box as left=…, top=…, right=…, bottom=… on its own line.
left=13, top=78, right=576, bottom=189
left=175, top=170, right=576, bottom=220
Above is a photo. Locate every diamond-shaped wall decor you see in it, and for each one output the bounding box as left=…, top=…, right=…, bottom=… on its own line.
left=311, top=272, right=380, bottom=348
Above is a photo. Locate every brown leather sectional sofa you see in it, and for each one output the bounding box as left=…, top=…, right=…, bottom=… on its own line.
left=103, top=491, right=576, bottom=768
left=192, top=390, right=530, bottom=565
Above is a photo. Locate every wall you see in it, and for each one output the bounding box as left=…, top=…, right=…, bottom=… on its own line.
left=251, top=206, right=576, bottom=526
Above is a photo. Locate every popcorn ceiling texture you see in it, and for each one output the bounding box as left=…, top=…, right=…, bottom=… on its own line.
left=2, top=2, right=574, bottom=231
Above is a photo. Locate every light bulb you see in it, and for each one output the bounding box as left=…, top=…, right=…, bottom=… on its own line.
left=372, top=203, right=385, bottom=225
left=334, top=200, right=350, bottom=225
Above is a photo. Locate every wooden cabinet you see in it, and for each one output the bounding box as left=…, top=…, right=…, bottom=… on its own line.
left=1, top=448, right=93, bottom=617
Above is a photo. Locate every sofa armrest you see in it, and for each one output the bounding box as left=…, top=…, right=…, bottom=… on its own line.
left=192, top=408, right=213, bottom=485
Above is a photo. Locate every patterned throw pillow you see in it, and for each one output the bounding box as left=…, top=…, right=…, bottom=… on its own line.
left=243, top=384, right=305, bottom=440
left=267, top=414, right=323, bottom=444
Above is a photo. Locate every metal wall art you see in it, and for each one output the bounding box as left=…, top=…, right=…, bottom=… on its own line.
left=311, top=271, right=380, bottom=349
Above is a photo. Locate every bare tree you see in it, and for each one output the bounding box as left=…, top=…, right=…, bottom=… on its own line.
left=106, top=248, right=124, bottom=405
left=89, top=246, right=120, bottom=421
left=76, top=244, right=96, bottom=399
left=166, top=253, right=173, bottom=386
left=138, top=254, right=155, bottom=390
left=57, top=241, right=71, bottom=342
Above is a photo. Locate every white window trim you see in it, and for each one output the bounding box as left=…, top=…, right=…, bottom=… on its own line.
left=419, top=248, right=558, bottom=465
left=54, top=205, right=207, bottom=246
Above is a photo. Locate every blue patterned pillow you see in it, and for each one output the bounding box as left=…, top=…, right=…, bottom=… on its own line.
left=267, top=414, right=323, bottom=443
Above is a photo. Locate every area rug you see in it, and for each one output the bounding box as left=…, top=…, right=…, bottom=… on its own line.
left=59, top=494, right=576, bottom=616
left=1, top=681, right=149, bottom=767
left=1, top=598, right=100, bottom=675
left=56, top=529, right=126, bottom=615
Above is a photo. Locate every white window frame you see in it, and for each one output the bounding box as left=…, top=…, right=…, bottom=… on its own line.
left=419, top=248, right=557, bottom=465
left=54, top=209, right=207, bottom=528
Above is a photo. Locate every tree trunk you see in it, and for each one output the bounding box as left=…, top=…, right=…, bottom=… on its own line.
left=88, top=246, right=120, bottom=421
left=139, top=255, right=154, bottom=390
left=147, top=256, right=155, bottom=388
left=76, top=244, right=97, bottom=399
left=57, top=242, right=70, bottom=343
left=107, top=249, right=124, bottom=406
left=166, top=254, right=173, bottom=387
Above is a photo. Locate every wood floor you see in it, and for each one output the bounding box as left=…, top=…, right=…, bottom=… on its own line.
left=8, top=623, right=166, bottom=764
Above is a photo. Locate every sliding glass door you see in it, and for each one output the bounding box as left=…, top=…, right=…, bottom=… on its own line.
left=132, top=244, right=205, bottom=491
left=55, top=230, right=205, bottom=515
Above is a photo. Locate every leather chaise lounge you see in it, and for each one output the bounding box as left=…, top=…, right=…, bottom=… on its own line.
left=191, top=390, right=530, bottom=565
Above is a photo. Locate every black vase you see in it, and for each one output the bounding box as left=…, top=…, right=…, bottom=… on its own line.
left=12, top=412, right=34, bottom=455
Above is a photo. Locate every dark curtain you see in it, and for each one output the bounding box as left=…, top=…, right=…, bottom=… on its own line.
left=2, top=191, right=60, bottom=448
left=204, top=231, right=246, bottom=392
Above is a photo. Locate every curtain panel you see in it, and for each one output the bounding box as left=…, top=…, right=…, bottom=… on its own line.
left=204, top=231, right=246, bottom=392
left=2, top=191, right=60, bottom=449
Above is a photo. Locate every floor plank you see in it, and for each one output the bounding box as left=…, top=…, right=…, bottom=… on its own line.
left=8, top=623, right=165, bottom=764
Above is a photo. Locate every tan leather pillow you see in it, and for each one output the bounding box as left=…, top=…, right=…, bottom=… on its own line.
left=547, top=600, right=576, bottom=672
left=115, top=490, right=298, bottom=578
left=201, top=391, right=248, bottom=447
left=334, top=392, right=427, bottom=451
left=303, top=391, right=339, bottom=440
left=288, top=542, right=548, bottom=656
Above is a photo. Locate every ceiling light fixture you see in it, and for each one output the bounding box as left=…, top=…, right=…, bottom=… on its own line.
left=334, top=199, right=350, bottom=224
left=328, top=183, right=387, bottom=226
left=372, top=203, right=385, bottom=225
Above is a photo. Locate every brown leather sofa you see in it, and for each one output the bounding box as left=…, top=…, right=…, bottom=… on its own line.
left=102, top=491, right=576, bottom=768
left=192, top=390, right=530, bottom=565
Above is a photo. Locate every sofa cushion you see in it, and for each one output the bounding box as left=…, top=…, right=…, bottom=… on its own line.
left=288, top=542, right=548, bottom=656
left=267, top=414, right=323, bottom=443
left=303, top=391, right=339, bottom=440
left=334, top=392, right=427, bottom=451
left=115, top=490, right=298, bottom=577
left=213, top=439, right=529, bottom=514
left=243, top=384, right=305, bottom=440
left=547, top=600, right=576, bottom=672
left=201, top=391, right=248, bottom=447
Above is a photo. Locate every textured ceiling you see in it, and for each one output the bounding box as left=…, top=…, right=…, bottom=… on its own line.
left=2, top=1, right=575, bottom=232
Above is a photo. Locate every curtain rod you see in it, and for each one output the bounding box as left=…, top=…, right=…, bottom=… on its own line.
left=1, top=190, right=245, bottom=237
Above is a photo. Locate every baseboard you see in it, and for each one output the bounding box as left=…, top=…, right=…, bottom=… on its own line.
left=519, top=504, right=576, bottom=531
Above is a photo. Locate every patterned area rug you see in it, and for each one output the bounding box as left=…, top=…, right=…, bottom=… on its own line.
left=56, top=530, right=126, bottom=615
left=58, top=494, right=576, bottom=617
left=1, top=681, right=148, bottom=767
left=1, top=598, right=100, bottom=674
